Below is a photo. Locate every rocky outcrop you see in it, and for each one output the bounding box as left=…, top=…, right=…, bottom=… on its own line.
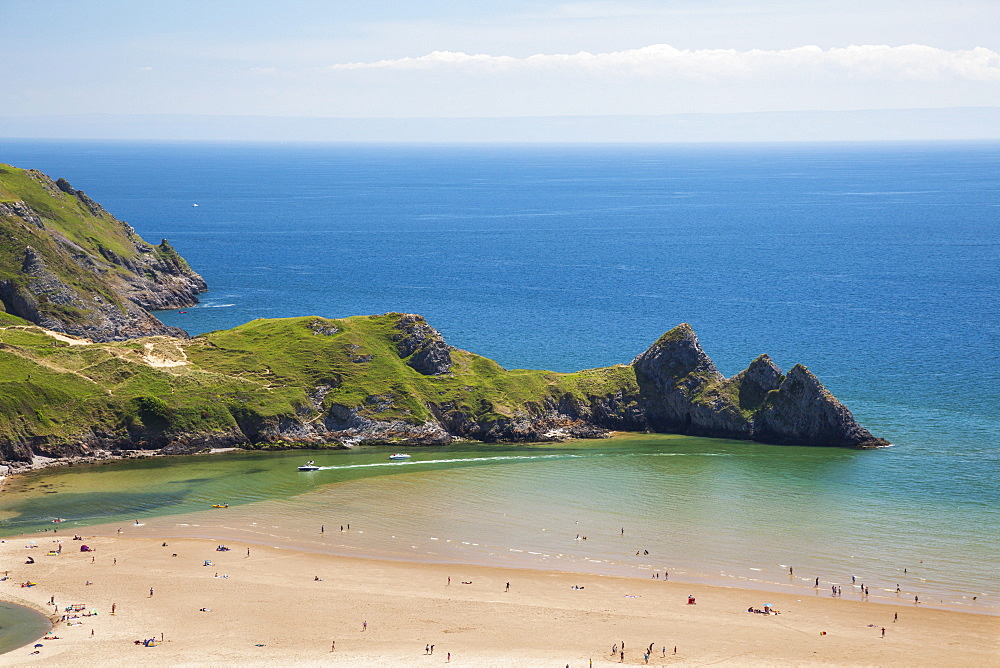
left=0, top=308, right=888, bottom=466
left=754, top=365, right=887, bottom=448
left=393, top=313, right=453, bottom=375
left=632, top=323, right=751, bottom=440
left=632, top=324, right=888, bottom=448
left=0, top=166, right=207, bottom=341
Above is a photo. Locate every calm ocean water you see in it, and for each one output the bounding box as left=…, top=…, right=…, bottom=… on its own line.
left=0, top=140, right=997, bottom=614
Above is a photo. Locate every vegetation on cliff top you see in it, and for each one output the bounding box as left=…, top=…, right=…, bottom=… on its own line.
left=0, top=314, right=639, bottom=457
left=0, top=164, right=206, bottom=339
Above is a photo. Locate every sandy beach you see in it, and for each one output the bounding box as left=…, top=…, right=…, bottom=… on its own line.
left=1, top=532, right=996, bottom=667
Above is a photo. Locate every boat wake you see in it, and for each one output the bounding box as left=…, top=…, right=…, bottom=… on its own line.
left=315, top=453, right=582, bottom=471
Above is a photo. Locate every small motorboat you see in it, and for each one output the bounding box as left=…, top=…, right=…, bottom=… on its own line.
left=297, top=460, right=321, bottom=471
left=389, top=453, right=411, bottom=461
left=211, top=504, right=229, bottom=508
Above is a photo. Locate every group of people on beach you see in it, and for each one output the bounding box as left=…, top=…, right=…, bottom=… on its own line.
left=611, top=641, right=677, bottom=663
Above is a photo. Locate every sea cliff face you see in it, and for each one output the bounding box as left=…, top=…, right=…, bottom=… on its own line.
left=0, top=314, right=888, bottom=468
left=0, top=168, right=887, bottom=466
left=0, top=165, right=206, bottom=341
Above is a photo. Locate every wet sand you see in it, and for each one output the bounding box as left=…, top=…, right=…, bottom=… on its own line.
left=1, top=533, right=997, bottom=666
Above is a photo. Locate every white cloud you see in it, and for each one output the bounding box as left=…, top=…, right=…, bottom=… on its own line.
left=325, top=44, right=1000, bottom=81
left=139, top=66, right=154, bottom=71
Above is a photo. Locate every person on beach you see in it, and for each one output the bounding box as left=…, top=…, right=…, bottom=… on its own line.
left=321, top=525, right=324, bottom=534
left=505, top=582, right=510, bottom=592
left=789, top=567, right=793, bottom=576
left=894, top=612, right=898, bottom=622
left=149, top=587, right=153, bottom=597
left=881, top=627, right=886, bottom=637
left=111, top=603, right=116, bottom=615
left=815, top=577, right=819, bottom=586
left=362, top=620, right=367, bottom=631
left=331, top=640, right=335, bottom=651
left=430, top=644, right=434, bottom=655
left=447, top=652, right=451, bottom=662
left=447, top=577, right=450, bottom=586
left=425, top=644, right=429, bottom=654
left=915, top=595, right=919, bottom=604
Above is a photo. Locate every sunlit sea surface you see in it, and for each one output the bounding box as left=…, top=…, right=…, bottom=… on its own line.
left=0, top=140, right=997, bottom=616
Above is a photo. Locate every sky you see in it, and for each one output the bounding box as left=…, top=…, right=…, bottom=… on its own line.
left=2, top=0, right=999, bottom=138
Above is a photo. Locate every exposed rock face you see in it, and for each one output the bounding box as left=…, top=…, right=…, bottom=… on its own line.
left=0, top=166, right=207, bottom=341
left=754, top=365, right=887, bottom=448
left=632, top=324, right=751, bottom=439
left=393, top=313, right=453, bottom=375
left=0, top=307, right=888, bottom=464
left=632, top=324, right=888, bottom=448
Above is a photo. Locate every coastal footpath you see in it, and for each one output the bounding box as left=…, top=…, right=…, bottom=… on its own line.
left=0, top=165, right=887, bottom=468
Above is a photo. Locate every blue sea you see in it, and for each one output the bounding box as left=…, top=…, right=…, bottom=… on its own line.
left=0, top=139, right=997, bottom=614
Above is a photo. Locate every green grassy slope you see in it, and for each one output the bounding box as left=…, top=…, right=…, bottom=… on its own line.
left=0, top=164, right=205, bottom=339
left=0, top=314, right=640, bottom=460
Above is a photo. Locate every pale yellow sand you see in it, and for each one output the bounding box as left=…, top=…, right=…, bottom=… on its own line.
left=1, top=533, right=997, bottom=667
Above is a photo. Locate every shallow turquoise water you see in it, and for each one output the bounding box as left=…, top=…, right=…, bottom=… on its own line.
left=0, top=141, right=997, bottom=616
left=2, top=436, right=997, bottom=614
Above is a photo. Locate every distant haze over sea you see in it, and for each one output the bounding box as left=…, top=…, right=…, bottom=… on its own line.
left=1, top=107, right=998, bottom=143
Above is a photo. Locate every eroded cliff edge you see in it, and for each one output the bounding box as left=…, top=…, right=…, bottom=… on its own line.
left=0, top=165, right=206, bottom=341
left=0, top=166, right=886, bottom=466
left=0, top=315, right=888, bottom=467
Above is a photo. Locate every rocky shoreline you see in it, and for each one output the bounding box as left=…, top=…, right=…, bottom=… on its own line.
left=1, top=165, right=889, bottom=466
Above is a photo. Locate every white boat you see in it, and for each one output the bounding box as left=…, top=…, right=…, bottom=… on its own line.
left=389, top=453, right=411, bottom=461
left=297, top=460, right=320, bottom=471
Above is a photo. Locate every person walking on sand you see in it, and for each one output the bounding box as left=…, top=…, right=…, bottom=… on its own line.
left=425, top=644, right=429, bottom=654
left=430, top=644, right=434, bottom=655
left=111, top=603, right=116, bottom=615
left=331, top=640, right=335, bottom=651
left=505, top=582, right=510, bottom=592
left=149, top=587, right=154, bottom=597
left=894, top=612, right=898, bottom=622
left=447, top=652, right=451, bottom=662
left=881, top=627, right=886, bottom=638
left=362, top=620, right=367, bottom=631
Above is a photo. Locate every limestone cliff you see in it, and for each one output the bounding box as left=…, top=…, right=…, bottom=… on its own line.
left=0, top=315, right=887, bottom=467
left=0, top=165, right=206, bottom=341
left=632, top=324, right=888, bottom=448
